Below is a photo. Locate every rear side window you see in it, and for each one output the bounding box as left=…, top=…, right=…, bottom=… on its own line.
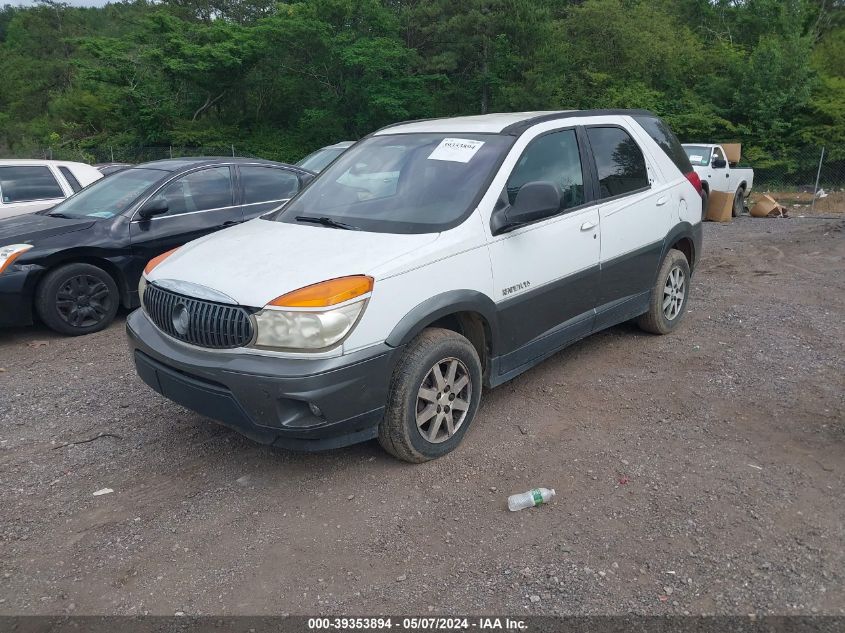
left=58, top=166, right=82, bottom=192
left=633, top=115, right=693, bottom=175
left=0, top=166, right=64, bottom=203
left=506, top=129, right=585, bottom=212
left=586, top=127, right=649, bottom=199
left=240, top=166, right=299, bottom=204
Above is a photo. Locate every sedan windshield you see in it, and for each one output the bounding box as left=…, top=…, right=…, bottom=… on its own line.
left=47, top=168, right=166, bottom=219
left=683, top=145, right=711, bottom=167
left=277, top=133, right=514, bottom=234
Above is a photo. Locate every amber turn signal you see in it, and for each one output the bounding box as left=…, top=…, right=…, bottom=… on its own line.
left=144, top=247, right=180, bottom=275
left=268, top=275, right=374, bottom=308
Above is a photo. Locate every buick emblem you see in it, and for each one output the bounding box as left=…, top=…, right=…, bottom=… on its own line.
left=171, top=302, right=191, bottom=335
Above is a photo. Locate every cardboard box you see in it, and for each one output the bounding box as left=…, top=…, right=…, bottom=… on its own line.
left=720, top=143, right=742, bottom=165
left=750, top=194, right=787, bottom=218
left=705, top=190, right=734, bottom=222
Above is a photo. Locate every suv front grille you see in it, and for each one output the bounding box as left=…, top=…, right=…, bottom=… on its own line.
left=143, top=284, right=254, bottom=349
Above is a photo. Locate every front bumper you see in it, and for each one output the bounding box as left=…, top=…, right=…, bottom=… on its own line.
left=0, top=267, right=41, bottom=328
left=126, top=309, right=398, bottom=450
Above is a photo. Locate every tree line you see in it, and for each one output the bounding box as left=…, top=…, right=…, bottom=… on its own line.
left=0, top=0, right=842, bottom=181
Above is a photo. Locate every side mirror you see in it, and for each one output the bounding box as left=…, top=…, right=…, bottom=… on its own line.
left=139, top=198, right=169, bottom=219
left=712, top=158, right=727, bottom=169
left=491, top=181, right=561, bottom=235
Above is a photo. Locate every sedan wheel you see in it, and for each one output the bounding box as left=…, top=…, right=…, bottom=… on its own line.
left=56, top=274, right=113, bottom=329
left=35, top=263, right=120, bottom=336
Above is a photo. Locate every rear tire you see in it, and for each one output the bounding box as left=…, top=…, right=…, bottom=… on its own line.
left=732, top=186, right=745, bottom=217
left=637, top=249, right=690, bottom=335
left=378, top=328, right=482, bottom=463
left=35, top=263, right=119, bottom=336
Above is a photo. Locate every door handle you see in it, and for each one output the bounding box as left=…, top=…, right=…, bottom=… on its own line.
left=580, top=221, right=597, bottom=231
left=656, top=196, right=668, bottom=206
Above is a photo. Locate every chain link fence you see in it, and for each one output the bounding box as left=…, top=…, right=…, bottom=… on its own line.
left=751, top=146, right=844, bottom=214
left=753, top=147, right=844, bottom=191
left=7, top=145, right=263, bottom=164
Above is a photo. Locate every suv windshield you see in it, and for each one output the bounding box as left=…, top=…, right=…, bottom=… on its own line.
left=277, top=133, right=514, bottom=234
left=683, top=145, right=711, bottom=167
left=47, top=167, right=166, bottom=219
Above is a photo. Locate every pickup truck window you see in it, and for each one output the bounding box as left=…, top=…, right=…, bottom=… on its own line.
left=586, top=127, right=649, bottom=199
left=712, top=146, right=726, bottom=164
left=0, top=165, right=64, bottom=203
left=683, top=145, right=711, bottom=167
left=506, top=129, right=585, bottom=211
left=277, top=133, right=514, bottom=234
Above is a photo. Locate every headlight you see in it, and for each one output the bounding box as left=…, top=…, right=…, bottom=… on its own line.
left=138, top=276, right=148, bottom=306
left=0, top=244, right=33, bottom=275
left=252, top=275, right=373, bottom=351
left=252, top=300, right=366, bottom=350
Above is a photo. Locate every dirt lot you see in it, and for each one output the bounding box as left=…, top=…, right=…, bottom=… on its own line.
left=1, top=214, right=843, bottom=617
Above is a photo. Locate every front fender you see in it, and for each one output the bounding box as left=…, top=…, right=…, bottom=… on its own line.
left=385, top=289, right=499, bottom=350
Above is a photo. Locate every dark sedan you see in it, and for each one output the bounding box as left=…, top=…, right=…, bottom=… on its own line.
left=0, top=157, right=313, bottom=335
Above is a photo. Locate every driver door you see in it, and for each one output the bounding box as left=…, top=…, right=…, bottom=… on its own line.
left=486, top=127, right=601, bottom=373
left=129, top=166, right=241, bottom=292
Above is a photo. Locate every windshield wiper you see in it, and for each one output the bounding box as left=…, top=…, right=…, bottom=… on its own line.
left=295, top=215, right=360, bottom=231
left=46, top=212, right=74, bottom=219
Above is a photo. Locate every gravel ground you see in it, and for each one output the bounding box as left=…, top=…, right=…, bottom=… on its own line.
left=0, top=215, right=843, bottom=616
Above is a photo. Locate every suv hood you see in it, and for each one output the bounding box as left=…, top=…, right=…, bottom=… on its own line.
left=0, top=213, right=95, bottom=245
left=148, top=218, right=439, bottom=308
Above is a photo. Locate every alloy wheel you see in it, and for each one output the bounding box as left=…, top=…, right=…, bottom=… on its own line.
left=415, top=357, right=472, bottom=444
left=662, top=266, right=686, bottom=321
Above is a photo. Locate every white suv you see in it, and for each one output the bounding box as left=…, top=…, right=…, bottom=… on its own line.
left=127, top=109, right=703, bottom=462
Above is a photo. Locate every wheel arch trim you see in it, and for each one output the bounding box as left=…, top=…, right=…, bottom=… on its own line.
left=385, top=290, right=499, bottom=351
left=660, top=221, right=701, bottom=275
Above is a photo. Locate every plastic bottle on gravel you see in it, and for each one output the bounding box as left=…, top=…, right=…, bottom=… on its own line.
left=507, top=487, right=555, bottom=511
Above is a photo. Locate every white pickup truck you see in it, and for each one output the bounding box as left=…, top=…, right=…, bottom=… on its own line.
left=682, top=144, right=754, bottom=217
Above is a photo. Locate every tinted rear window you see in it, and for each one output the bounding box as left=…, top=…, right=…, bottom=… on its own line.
left=240, top=166, right=300, bottom=204
left=633, top=115, right=693, bottom=175
left=586, top=126, right=649, bottom=199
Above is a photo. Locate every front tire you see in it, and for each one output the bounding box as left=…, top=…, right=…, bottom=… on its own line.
left=35, top=263, right=119, bottom=336
left=378, top=328, right=482, bottom=462
left=637, top=249, right=690, bottom=335
left=701, top=189, right=709, bottom=221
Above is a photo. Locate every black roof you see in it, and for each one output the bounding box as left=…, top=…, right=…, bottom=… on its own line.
left=136, top=157, right=312, bottom=174
left=499, top=109, right=657, bottom=134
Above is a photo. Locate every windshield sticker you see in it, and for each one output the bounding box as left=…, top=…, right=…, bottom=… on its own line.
left=86, top=211, right=115, bottom=219
left=689, top=155, right=703, bottom=162
left=428, top=138, right=485, bottom=163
